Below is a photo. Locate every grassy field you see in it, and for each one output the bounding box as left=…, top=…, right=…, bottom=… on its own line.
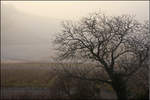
left=1, top=62, right=96, bottom=87
left=0, top=62, right=108, bottom=88
left=1, top=63, right=57, bottom=87
left=1, top=62, right=147, bottom=100
left=0, top=62, right=117, bottom=99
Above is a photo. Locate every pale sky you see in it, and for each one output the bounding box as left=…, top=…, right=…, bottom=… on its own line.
left=1, top=1, right=149, bottom=62
left=2, top=1, right=149, bottom=21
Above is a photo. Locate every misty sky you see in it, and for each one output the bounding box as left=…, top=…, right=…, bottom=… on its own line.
left=3, top=1, right=149, bottom=21
left=1, top=1, right=149, bottom=62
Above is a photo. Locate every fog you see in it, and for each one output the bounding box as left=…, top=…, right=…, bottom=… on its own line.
left=1, top=4, right=61, bottom=62
left=1, top=1, right=149, bottom=62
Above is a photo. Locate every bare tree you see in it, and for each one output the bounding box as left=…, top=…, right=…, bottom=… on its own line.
left=54, top=12, right=149, bottom=100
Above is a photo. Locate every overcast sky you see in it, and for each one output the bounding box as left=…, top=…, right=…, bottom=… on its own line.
left=3, top=1, right=149, bottom=21
left=1, top=1, right=149, bottom=62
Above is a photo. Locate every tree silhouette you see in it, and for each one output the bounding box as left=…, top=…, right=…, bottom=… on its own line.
left=54, top=12, right=149, bottom=100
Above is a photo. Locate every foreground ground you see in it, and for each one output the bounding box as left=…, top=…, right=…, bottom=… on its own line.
left=1, top=63, right=116, bottom=99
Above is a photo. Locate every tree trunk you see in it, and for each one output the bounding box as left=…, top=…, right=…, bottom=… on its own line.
left=111, top=74, right=128, bottom=100
left=113, top=85, right=127, bottom=100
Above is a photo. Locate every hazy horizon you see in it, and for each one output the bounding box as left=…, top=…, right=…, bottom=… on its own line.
left=1, top=1, right=149, bottom=62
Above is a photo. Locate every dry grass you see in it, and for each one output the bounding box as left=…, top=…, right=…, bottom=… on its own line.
left=1, top=63, right=57, bottom=87
left=0, top=62, right=104, bottom=87
left=1, top=62, right=117, bottom=99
